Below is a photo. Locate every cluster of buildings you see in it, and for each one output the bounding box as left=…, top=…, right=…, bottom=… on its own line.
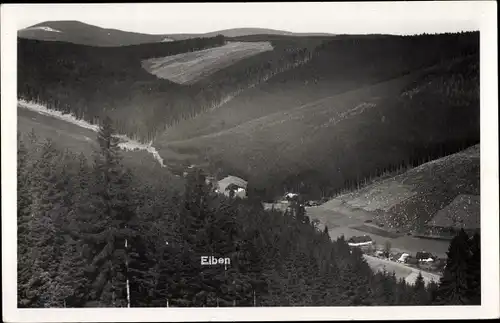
left=346, top=235, right=444, bottom=272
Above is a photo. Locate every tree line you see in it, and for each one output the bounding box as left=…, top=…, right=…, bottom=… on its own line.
left=18, top=119, right=480, bottom=307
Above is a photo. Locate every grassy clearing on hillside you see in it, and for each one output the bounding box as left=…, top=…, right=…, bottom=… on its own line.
left=142, top=42, right=273, bottom=84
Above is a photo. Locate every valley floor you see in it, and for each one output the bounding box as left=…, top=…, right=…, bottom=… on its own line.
left=363, top=255, right=441, bottom=286
left=305, top=206, right=450, bottom=258
left=305, top=205, right=447, bottom=285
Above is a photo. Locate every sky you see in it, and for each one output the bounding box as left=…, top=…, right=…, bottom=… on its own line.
left=8, top=2, right=481, bottom=35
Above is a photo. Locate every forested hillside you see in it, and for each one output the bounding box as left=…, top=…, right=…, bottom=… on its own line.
left=160, top=32, right=478, bottom=142
left=18, top=35, right=324, bottom=142
left=18, top=31, right=479, bottom=201
left=159, top=49, right=479, bottom=200
left=17, top=120, right=480, bottom=307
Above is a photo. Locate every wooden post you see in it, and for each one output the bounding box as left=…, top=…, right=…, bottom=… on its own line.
left=125, top=239, right=131, bottom=308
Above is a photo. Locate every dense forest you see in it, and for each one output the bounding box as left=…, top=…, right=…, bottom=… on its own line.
left=204, top=51, right=479, bottom=201
left=18, top=119, right=480, bottom=307
left=18, top=35, right=321, bottom=142
left=18, top=32, right=478, bottom=144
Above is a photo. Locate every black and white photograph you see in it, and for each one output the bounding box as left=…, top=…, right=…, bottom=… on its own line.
left=1, top=2, right=498, bottom=322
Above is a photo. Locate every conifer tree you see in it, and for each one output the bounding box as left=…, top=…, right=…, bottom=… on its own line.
left=17, top=138, right=34, bottom=307
left=24, top=140, right=69, bottom=307
left=435, top=229, right=471, bottom=304
left=80, top=116, right=136, bottom=307
left=411, top=272, right=429, bottom=305
left=466, top=232, right=481, bottom=305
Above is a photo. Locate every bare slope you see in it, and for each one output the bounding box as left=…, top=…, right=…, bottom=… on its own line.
left=322, top=144, right=480, bottom=232
left=428, top=194, right=480, bottom=230
left=142, top=42, right=274, bottom=84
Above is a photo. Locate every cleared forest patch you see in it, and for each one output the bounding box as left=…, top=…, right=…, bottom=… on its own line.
left=321, top=144, right=479, bottom=232
left=142, top=41, right=274, bottom=84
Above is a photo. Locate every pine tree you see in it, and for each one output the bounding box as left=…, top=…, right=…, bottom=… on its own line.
left=411, top=272, right=429, bottom=305
left=17, top=138, right=34, bottom=307
left=80, top=116, right=136, bottom=307
left=24, top=139, right=69, bottom=307
left=427, top=280, right=439, bottom=305
left=466, top=232, right=481, bottom=305
left=435, top=229, right=471, bottom=304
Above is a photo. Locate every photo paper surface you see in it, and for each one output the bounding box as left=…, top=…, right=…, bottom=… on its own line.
left=1, top=2, right=498, bottom=322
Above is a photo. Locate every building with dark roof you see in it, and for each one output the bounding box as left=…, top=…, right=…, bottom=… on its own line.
left=217, top=175, right=248, bottom=198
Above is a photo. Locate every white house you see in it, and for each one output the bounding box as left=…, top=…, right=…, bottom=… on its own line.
left=217, top=175, right=248, bottom=199
left=397, top=253, right=410, bottom=263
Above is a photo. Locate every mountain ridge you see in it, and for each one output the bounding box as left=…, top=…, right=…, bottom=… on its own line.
left=18, top=20, right=335, bottom=46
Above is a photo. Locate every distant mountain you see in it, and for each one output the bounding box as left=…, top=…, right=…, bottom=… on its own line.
left=18, top=21, right=334, bottom=46
left=18, top=21, right=174, bottom=47
left=200, top=27, right=334, bottom=38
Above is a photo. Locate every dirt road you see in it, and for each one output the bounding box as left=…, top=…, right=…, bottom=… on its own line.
left=363, top=255, right=441, bottom=285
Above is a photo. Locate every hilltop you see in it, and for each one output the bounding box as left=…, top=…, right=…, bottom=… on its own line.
left=18, top=21, right=172, bottom=46
left=18, top=21, right=333, bottom=46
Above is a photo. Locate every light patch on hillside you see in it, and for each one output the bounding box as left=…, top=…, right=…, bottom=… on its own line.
left=322, top=145, right=479, bottom=214
left=18, top=99, right=166, bottom=167
left=24, top=26, right=62, bottom=33
left=19, top=99, right=100, bottom=132
left=142, top=41, right=273, bottom=84
left=364, top=255, right=440, bottom=286
left=324, top=181, right=417, bottom=212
